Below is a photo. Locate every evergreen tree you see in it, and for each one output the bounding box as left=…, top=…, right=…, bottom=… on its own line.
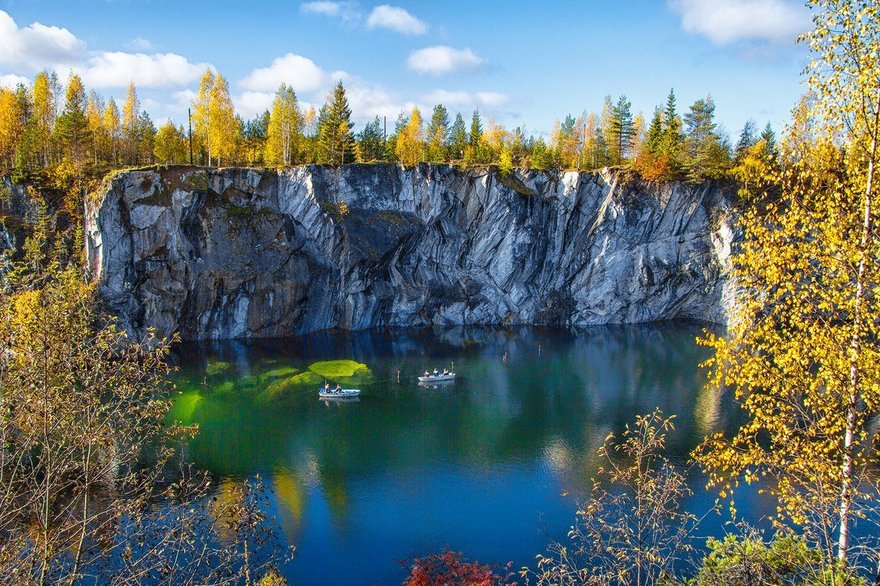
left=243, top=110, right=269, bottom=165
left=468, top=110, right=482, bottom=150
left=606, top=95, right=635, bottom=165
left=426, top=104, right=449, bottom=162
left=317, top=81, right=355, bottom=165
left=356, top=117, right=385, bottom=162
left=683, top=96, right=728, bottom=181
left=137, top=110, right=156, bottom=164
left=659, top=88, right=684, bottom=176
left=735, top=119, right=758, bottom=161
left=760, top=122, right=777, bottom=153
left=449, top=113, right=467, bottom=160
left=54, top=74, right=90, bottom=165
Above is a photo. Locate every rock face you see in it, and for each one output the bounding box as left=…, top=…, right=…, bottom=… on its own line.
left=85, top=164, right=736, bottom=340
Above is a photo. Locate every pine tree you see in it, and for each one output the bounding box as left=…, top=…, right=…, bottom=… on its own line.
left=659, top=89, right=684, bottom=176
left=468, top=109, right=482, bottom=149
left=316, top=81, right=354, bottom=165
left=683, top=95, right=729, bottom=181
left=606, top=95, right=635, bottom=165
left=54, top=74, right=90, bottom=165
left=243, top=110, right=270, bottom=165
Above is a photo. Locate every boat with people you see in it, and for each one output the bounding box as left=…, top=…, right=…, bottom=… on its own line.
left=318, top=383, right=362, bottom=399
left=417, top=368, right=456, bottom=383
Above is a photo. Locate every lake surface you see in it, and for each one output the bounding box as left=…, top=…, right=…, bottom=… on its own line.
left=169, top=324, right=769, bottom=585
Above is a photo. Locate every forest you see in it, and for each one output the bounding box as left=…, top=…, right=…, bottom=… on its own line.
left=1, top=0, right=879, bottom=584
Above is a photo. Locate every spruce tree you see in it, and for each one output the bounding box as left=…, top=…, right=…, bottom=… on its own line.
left=449, top=113, right=467, bottom=160
left=317, top=81, right=355, bottom=165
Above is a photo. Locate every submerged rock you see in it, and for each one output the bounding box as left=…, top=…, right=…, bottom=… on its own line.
left=85, top=164, right=736, bottom=340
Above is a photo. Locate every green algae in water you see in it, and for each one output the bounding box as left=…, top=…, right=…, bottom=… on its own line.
left=205, top=361, right=232, bottom=376
left=307, top=359, right=373, bottom=384
left=168, top=390, right=202, bottom=423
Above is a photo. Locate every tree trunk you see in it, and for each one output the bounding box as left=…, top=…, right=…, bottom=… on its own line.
left=838, top=83, right=880, bottom=568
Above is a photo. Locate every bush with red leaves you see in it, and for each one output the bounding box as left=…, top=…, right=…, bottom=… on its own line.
left=404, top=549, right=512, bottom=586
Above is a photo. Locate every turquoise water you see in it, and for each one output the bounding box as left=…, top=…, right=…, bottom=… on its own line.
left=170, top=324, right=766, bottom=584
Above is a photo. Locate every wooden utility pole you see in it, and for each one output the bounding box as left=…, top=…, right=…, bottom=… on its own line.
left=188, top=108, right=193, bottom=166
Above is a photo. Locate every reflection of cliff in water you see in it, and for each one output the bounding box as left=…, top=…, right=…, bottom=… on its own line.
left=170, top=325, right=738, bottom=506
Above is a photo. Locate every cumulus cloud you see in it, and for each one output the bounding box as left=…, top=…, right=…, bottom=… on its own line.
left=0, top=10, right=84, bottom=70
left=366, top=5, right=426, bottom=35
left=406, top=46, right=486, bottom=75
left=668, top=0, right=810, bottom=45
left=240, top=53, right=335, bottom=93
left=422, top=89, right=510, bottom=110
left=0, top=73, right=30, bottom=89
left=81, top=52, right=210, bottom=89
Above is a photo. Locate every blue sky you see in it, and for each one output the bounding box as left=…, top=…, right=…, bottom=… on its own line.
left=0, top=0, right=812, bottom=138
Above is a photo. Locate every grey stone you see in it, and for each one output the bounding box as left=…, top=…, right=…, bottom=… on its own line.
left=85, top=164, right=737, bottom=340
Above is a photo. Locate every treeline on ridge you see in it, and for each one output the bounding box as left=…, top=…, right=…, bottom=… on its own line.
left=0, top=69, right=778, bottom=184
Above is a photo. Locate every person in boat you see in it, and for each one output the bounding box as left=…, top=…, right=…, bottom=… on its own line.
left=433, top=368, right=439, bottom=376
left=424, top=370, right=430, bottom=377
left=335, top=383, right=343, bottom=393
left=324, top=382, right=331, bottom=394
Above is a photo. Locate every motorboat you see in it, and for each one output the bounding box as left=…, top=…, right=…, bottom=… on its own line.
left=318, top=388, right=361, bottom=399
left=417, top=371, right=456, bottom=383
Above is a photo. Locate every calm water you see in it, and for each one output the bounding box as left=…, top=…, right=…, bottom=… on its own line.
left=169, top=324, right=771, bottom=585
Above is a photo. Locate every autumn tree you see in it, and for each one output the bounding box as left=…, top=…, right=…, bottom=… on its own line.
left=153, top=120, right=187, bottom=164
left=32, top=71, right=57, bottom=166
left=0, top=88, right=23, bottom=167
left=102, top=97, right=120, bottom=164
left=264, top=84, right=300, bottom=168
left=698, top=0, right=880, bottom=574
left=85, top=91, right=105, bottom=164
left=121, top=81, right=140, bottom=164
left=395, top=106, right=425, bottom=167
left=207, top=74, right=238, bottom=166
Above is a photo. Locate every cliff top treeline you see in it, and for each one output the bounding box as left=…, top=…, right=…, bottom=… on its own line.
left=0, top=65, right=777, bottom=185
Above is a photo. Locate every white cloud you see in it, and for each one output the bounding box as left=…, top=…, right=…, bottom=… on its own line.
left=366, top=5, right=426, bottom=35
left=0, top=73, right=30, bottom=89
left=668, top=0, right=810, bottom=45
left=406, top=46, right=486, bottom=75
left=128, top=37, right=154, bottom=51
left=0, top=10, right=84, bottom=70
left=81, top=52, right=210, bottom=89
left=476, top=92, right=508, bottom=107
left=346, top=82, right=413, bottom=120
left=300, top=1, right=362, bottom=23
left=235, top=91, right=276, bottom=119
left=241, top=53, right=333, bottom=93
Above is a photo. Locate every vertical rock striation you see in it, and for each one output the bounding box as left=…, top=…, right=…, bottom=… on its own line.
left=85, top=164, right=736, bottom=340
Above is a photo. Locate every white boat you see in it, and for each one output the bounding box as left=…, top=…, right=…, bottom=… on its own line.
left=318, top=388, right=361, bottom=399
left=417, top=372, right=456, bottom=383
